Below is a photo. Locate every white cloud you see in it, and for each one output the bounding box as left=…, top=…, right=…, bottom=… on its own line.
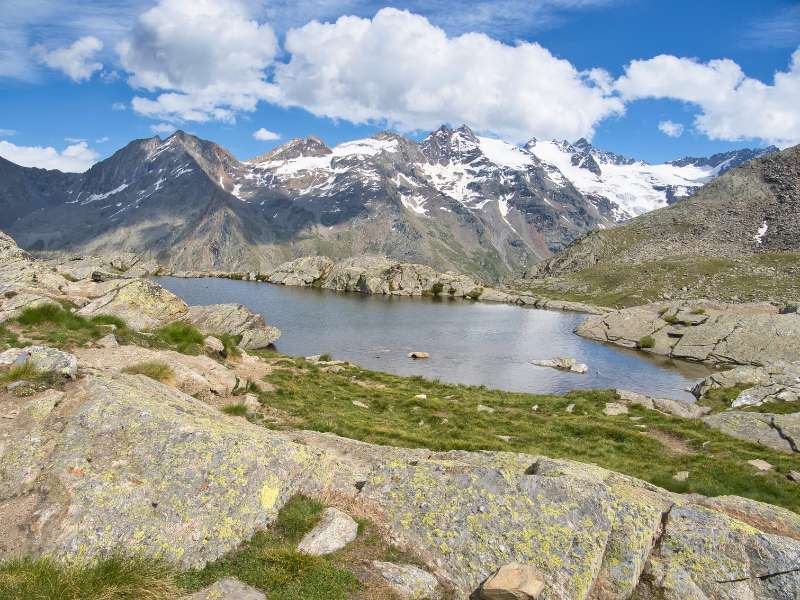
left=0, top=129, right=17, bottom=137
left=616, top=50, right=800, bottom=147
left=253, top=127, right=280, bottom=141
left=118, top=0, right=279, bottom=123
left=111, top=102, right=127, bottom=111
left=32, top=35, right=103, bottom=81
left=272, top=8, right=623, bottom=143
left=150, top=122, right=177, bottom=135
left=0, top=140, right=99, bottom=172
left=96, top=136, right=110, bottom=143
left=658, top=120, right=684, bottom=138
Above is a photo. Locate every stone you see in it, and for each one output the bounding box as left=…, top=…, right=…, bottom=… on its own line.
left=565, top=403, right=575, bottom=413
left=409, top=352, right=430, bottom=359
left=703, top=412, right=799, bottom=454
left=529, top=357, right=588, bottom=374
left=352, top=400, right=369, bottom=409
left=96, top=333, right=118, bottom=348
left=603, top=402, right=628, bottom=416
left=242, top=393, right=261, bottom=414
left=185, top=577, right=266, bottom=600
left=673, top=471, right=689, bottom=482
left=477, top=404, right=496, bottom=413
left=788, top=471, right=800, bottom=482
left=616, top=389, right=655, bottom=410
left=267, top=256, right=334, bottom=286
left=0, top=346, right=77, bottom=378
left=477, top=563, right=545, bottom=599
left=297, top=507, right=358, bottom=556
left=185, top=304, right=280, bottom=350
left=370, top=561, right=441, bottom=599
left=748, top=459, right=773, bottom=472
left=77, top=279, right=188, bottom=330
left=414, top=394, right=428, bottom=400
left=204, top=336, right=225, bottom=354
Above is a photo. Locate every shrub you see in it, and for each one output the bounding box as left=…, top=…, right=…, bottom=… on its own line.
left=153, top=322, right=204, bottom=355
left=431, top=282, right=444, bottom=295
left=638, top=335, right=655, bottom=349
left=318, top=353, right=332, bottom=362
left=122, top=361, right=174, bottom=383
left=221, top=403, right=248, bottom=417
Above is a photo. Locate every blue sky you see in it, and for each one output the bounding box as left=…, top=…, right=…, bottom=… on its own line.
left=1, top=0, right=799, bottom=171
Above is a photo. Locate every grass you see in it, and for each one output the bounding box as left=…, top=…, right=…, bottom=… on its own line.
left=0, top=555, right=178, bottom=600
left=221, top=403, right=249, bottom=417
left=152, top=322, right=205, bottom=355
left=121, top=361, right=174, bottom=383
left=216, top=333, right=242, bottom=358
left=638, top=335, right=655, bottom=349
left=699, top=384, right=800, bottom=415
left=0, top=362, right=41, bottom=385
left=255, top=357, right=800, bottom=513
left=5, top=304, right=132, bottom=350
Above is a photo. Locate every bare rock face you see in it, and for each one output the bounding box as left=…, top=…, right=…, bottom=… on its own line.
left=370, top=561, right=441, bottom=599
left=692, top=361, right=800, bottom=408
left=578, top=301, right=800, bottom=366
left=184, top=304, right=281, bottom=349
left=702, top=412, right=799, bottom=454
left=76, top=279, right=188, bottom=330
left=297, top=507, right=358, bottom=556
left=267, top=256, right=334, bottom=286
left=477, top=563, right=545, bottom=599
left=185, top=577, right=266, bottom=600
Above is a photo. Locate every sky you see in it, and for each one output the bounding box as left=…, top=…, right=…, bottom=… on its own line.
left=1, top=0, right=799, bottom=172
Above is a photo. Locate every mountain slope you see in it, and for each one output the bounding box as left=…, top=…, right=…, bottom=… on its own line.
left=522, top=144, right=800, bottom=305
left=0, top=127, right=776, bottom=281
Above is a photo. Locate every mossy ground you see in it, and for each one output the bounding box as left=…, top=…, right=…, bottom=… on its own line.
left=0, top=496, right=424, bottom=600
left=251, top=354, right=800, bottom=513
left=520, top=252, right=800, bottom=308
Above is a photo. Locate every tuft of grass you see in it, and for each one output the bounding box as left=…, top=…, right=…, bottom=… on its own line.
left=221, top=403, right=248, bottom=417
left=258, top=357, right=800, bottom=513
left=10, top=304, right=132, bottom=349
left=153, top=322, right=204, bottom=355
left=122, top=361, right=174, bottom=383
left=638, top=335, right=655, bottom=349
left=216, top=333, right=242, bottom=358
left=0, top=362, right=40, bottom=385
left=690, top=308, right=706, bottom=315
left=318, top=353, right=332, bottom=362
left=662, top=314, right=680, bottom=325
left=0, top=555, right=178, bottom=600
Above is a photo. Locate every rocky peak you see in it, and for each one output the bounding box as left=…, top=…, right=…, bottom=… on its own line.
left=668, top=146, right=779, bottom=173
left=253, top=136, right=332, bottom=163
left=420, top=123, right=481, bottom=165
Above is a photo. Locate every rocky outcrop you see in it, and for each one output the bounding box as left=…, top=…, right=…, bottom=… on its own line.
left=3, top=374, right=800, bottom=598
left=76, top=279, right=189, bottom=330
left=530, top=357, right=588, bottom=374
left=615, top=389, right=712, bottom=419
left=183, top=304, right=281, bottom=349
left=702, top=412, right=799, bottom=454
left=577, top=301, right=800, bottom=366
left=0, top=346, right=77, bottom=378
left=267, top=256, right=333, bottom=286
left=692, top=361, right=800, bottom=408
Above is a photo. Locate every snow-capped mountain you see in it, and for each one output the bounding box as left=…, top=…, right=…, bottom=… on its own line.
left=0, top=127, right=775, bottom=279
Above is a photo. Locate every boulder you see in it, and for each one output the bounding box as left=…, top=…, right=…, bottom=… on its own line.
left=603, top=402, right=628, bottom=416
left=476, top=563, right=545, bottom=599
left=76, top=279, right=188, bottom=330
left=370, top=561, right=441, bottom=599
left=95, top=334, right=119, bottom=349
left=297, top=507, right=358, bottom=556
left=267, top=256, right=334, bottom=286
left=185, top=577, right=266, bottom=600
left=203, top=336, right=225, bottom=354
left=184, top=304, right=280, bottom=350
left=409, top=352, right=430, bottom=359
left=0, top=346, right=77, bottom=378
left=703, top=411, right=799, bottom=454
left=615, top=390, right=710, bottom=419
left=529, top=357, right=588, bottom=374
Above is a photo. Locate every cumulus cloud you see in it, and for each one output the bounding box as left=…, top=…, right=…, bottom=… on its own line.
left=118, top=0, right=278, bottom=123
left=253, top=127, right=281, bottom=141
left=33, top=35, right=103, bottom=81
left=658, top=120, right=684, bottom=138
left=272, top=8, right=623, bottom=142
left=0, top=140, right=99, bottom=172
left=616, top=50, right=800, bottom=147
left=150, top=122, right=177, bottom=135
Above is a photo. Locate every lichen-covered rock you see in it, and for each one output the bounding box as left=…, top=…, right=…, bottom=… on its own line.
left=692, top=361, right=800, bottom=408
left=74, top=346, right=236, bottom=400
left=577, top=302, right=800, bottom=366
left=703, top=411, right=799, bottom=453
left=184, top=577, right=266, bottom=600
left=297, top=507, right=358, bottom=555
left=371, top=561, right=441, bottom=599
left=0, top=346, right=77, bottom=378
left=184, top=304, right=280, bottom=349
left=76, top=279, right=188, bottom=330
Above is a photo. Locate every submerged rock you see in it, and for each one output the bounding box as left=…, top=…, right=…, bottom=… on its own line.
left=530, top=357, right=588, bottom=374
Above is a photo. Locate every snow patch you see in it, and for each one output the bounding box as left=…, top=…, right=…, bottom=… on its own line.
left=754, top=221, right=768, bottom=244
left=76, top=182, right=129, bottom=205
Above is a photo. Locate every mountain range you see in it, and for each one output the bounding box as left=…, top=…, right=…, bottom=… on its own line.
left=0, top=125, right=776, bottom=281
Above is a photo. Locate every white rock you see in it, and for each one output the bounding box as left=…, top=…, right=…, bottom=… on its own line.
left=96, top=334, right=118, bottom=349
left=478, top=562, right=545, bottom=599
left=185, top=577, right=265, bottom=600
left=747, top=459, right=773, bottom=472
left=530, top=357, right=587, bottom=374
left=603, top=402, right=629, bottom=416
left=414, top=394, right=428, bottom=400
left=297, top=507, right=358, bottom=556
left=477, top=404, right=495, bottom=413
left=203, top=336, right=225, bottom=354
left=352, top=400, right=369, bottom=409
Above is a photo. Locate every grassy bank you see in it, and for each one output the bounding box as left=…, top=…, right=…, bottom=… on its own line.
left=252, top=355, right=800, bottom=512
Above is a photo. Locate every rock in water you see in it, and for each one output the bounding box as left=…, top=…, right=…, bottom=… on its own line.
left=0, top=346, right=77, bottom=378
left=297, top=507, right=358, bottom=556
left=530, top=357, right=588, bottom=374
left=185, top=304, right=280, bottom=350
left=409, top=351, right=430, bottom=359
left=185, top=577, right=266, bottom=600
left=370, top=561, right=441, bottom=599
left=477, top=563, right=545, bottom=599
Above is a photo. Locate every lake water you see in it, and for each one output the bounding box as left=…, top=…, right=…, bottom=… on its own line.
left=155, top=277, right=711, bottom=400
